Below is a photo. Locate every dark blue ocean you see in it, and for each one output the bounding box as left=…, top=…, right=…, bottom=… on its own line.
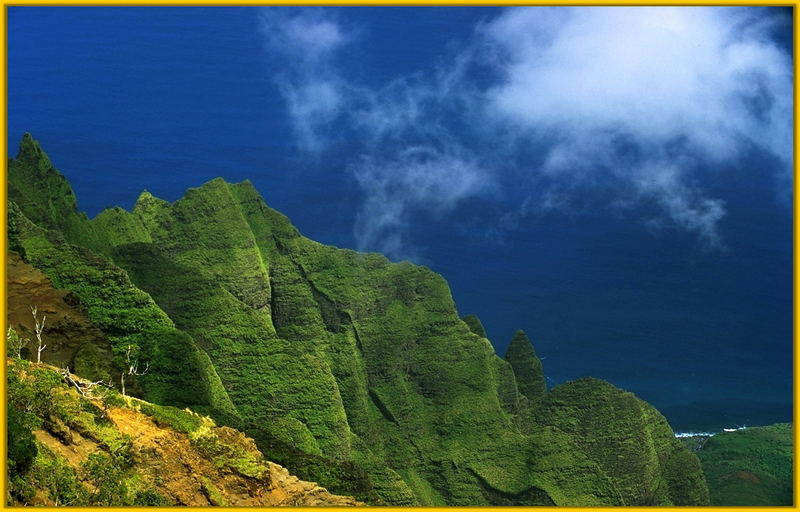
left=8, top=7, right=793, bottom=432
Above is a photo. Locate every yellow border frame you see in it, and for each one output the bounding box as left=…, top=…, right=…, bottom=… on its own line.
left=0, top=3, right=796, bottom=511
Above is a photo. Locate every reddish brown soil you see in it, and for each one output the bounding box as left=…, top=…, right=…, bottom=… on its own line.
left=34, top=393, right=360, bottom=506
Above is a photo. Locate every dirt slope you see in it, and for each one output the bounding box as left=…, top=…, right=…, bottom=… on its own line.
left=7, top=250, right=113, bottom=373
left=13, top=362, right=361, bottom=507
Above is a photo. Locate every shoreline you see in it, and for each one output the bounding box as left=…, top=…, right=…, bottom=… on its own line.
left=674, top=431, right=716, bottom=438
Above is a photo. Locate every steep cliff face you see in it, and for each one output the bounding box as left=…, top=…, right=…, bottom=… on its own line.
left=7, top=134, right=709, bottom=506
left=7, top=360, right=361, bottom=506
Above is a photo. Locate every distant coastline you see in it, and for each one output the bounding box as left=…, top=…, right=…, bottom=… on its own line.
left=662, top=398, right=791, bottom=434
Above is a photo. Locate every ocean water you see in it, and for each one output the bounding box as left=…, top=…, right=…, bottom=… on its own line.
left=8, top=7, right=793, bottom=432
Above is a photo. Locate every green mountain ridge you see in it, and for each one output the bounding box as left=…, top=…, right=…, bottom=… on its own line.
left=7, top=134, right=710, bottom=506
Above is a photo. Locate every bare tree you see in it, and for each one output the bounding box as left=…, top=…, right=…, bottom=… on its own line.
left=120, top=344, right=148, bottom=396
left=60, top=365, right=109, bottom=398
left=61, top=365, right=86, bottom=396
left=30, top=305, right=46, bottom=363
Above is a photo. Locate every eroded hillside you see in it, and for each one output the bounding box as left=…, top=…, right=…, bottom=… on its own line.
left=7, top=360, right=361, bottom=506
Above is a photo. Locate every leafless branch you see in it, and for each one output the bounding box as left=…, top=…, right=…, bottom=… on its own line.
left=30, top=305, right=47, bottom=363
left=120, top=344, right=148, bottom=396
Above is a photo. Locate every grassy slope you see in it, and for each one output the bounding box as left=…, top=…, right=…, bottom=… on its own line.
left=697, top=423, right=793, bottom=506
left=7, top=134, right=710, bottom=506
left=7, top=250, right=114, bottom=378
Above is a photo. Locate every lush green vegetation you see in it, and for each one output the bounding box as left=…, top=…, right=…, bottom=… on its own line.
left=8, top=152, right=238, bottom=423
left=504, top=330, right=546, bottom=405
left=6, top=134, right=713, bottom=506
left=462, top=314, right=487, bottom=338
left=531, top=378, right=709, bottom=505
left=696, top=423, right=792, bottom=506
left=7, top=133, right=101, bottom=250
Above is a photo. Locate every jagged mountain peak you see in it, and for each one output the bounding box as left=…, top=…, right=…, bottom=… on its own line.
left=17, top=132, right=50, bottom=165
left=462, top=314, right=487, bottom=338
left=505, top=329, right=546, bottom=403
left=8, top=133, right=81, bottom=234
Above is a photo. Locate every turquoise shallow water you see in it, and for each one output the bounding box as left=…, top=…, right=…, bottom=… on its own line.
left=7, top=7, right=793, bottom=432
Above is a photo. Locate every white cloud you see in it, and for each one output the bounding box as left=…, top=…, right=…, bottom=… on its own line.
left=477, top=6, right=791, bottom=246
left=279, top=78, right=343, bottom=152
left=261, top=7, right=792, bottom=258
left=259, top=9, right=352, bottom=151
left=633, top=160, right=727, bottom=247
left=352, top=147, right=488, bottom=260
left=483, top=7, right=791, bottom=161
left=259, top=9, right=351, bottom=69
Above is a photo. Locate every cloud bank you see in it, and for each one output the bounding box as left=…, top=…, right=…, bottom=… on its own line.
left=260, top=6, right=792, bottom=259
